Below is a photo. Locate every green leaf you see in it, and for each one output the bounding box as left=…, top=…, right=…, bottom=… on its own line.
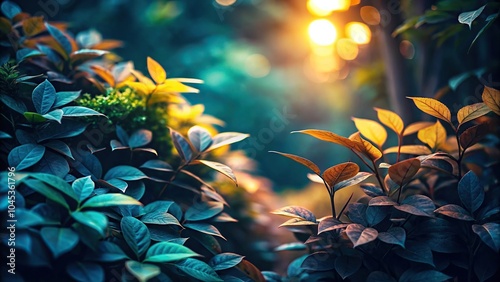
left=209, top=253, right=245, bottom=271
left=345, top=224, right=378, bottom=248
left=121, top=216, right=150, bottom=259
left=188, top=125, right=213, bottom=152
left=92, top=241, right=130, bottom=262
left=45, top=23, right=72, bottom=56
left=472, top=223, right=500, bottom=252
left=334, top=254, right=363, bottom=279
left=32, top=79, right=56, bottom=115
left=8, top=144, right=45, bottom=170
left=170, top=129, right=194, bottom=161
left=31, top=173, right=77, bottom=200
left=71, top=211, right=108, bottom=236
left=104, top=165, right=148, bottom=181
left=377, top=227, right=406, bottom=248
left=23, top=111, right=48, bottom=123
left=125, top=261, right=160, bottom=282
left=81, top=193, right=142, bottom=209
left=458, top=171, right=484, bottom=213
left=141, top=211, right=181, bottom=226
left=145, top=242, right=199, bottom=263
left=129, top=129, right=152, bottom=148
left=24, top=179, right=69, bottom=209
left=176, top=258, right=223, bottom=282
left=198, top=160, right=237, bottom=184
left=1, top=1, right=21, bottom=19
left=40, top=227, right=79, bottom=258
left=184, top=223, right=226, bottom=240
left=458, top=5, right=486, bottom=29
left=206, top=132, right=249, bottom=152
left=62, top=106, right=104, bottom=117
left=185, top=201, right=224, bottom=221
left=66, top=262, right=104, bottom=282
left=269, top=151, right=320, bottom=175
left=469, top=13, right=498, bottom=52
left=72, top=176, right=94, bottom=202
left=53, top=91, right=81, bottom=108
left=434, top=204, right=475, bottom=221
left=44, top=140, right=74, bottom=159
left=272, top=206, right=316, bottom=222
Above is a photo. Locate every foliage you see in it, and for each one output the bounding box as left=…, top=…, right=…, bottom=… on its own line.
left=270, top=87, right=500, bottom=280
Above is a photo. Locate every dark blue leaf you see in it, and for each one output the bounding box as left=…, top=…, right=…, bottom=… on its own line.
left=140, top=160, right=173, bottom=172
left=184, top=223, right=226, bottom=240
left=434, top=204, right=474, bottom=221
left=185, top=201, right=224, bottom=221
left=361, top=183, right=385, bottom=197
left=175, top=258, right=222, bottom=282
left=16, top=48, right=44, bottom=62
left=301, top=251, right=335, bottom=271
left=91, top=241, right=130, bottom=262
left=15, top=129, right=36, bottom=144
left=377, top=227, right=406, bottom=248
left=124, top=181, right=145, bottom=200
left=345, top=203, right=368, bottom=225
left=32, top=79, right=56, bottom=114
left=70, top=152, right=102, bottom=179
left=458, top=171, right=484, bottom=213
left=474, top=244, right=500, bottom=281
left=31, top=151, right=69, bottom=178
left=366, top=206, right=389, bottom=226
left=0, top=94, right=27, bottom=114
left=188, top=125, right=213, bottom=152
left=66, top=262, right=104, bottom=282
left=8, top=144, right=45, bottom=170
left=394, top=195, right=435, bottom=217
left=287, top=255, right=308, bottom=278
left=53, top=91, right=81, bottom=108
left=209, top=253, right=244, bottom=271
left=44, top=140, right=74, bottom=159
left=40, top=227, right=79, bottom=258
left=170, top=128, right=193, bottom=161
left=128, top=129, right=152, bottom=148
left=399, top=269, right=451, bottom=282
left=366, top=271, right=396, bottom=282
left=36, top=120, right=87, bottom=142
left=272, top=206, right=316, bottom=222
left=472, top=223, right=500, bottom=252
left=121, top=216, right=150, bottom=259
left=104, top=178, right=128, bottom=192
left=45, top=23, right=72, bottom=56
left=116, top=125, right=129, bottom=146
left=1, top=1, right=21, bottom=19
left=395, top=241, right=434, bottom=266
left=334, top=254, right=363, bottom=279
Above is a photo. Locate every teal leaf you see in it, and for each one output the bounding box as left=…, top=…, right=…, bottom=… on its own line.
left=128, top=129, right=152, bottom=148
left=121, top=216, right=150, bottom=259
left=1, top=1, right=21, bottom=19
left=116, top=125, right=129, bottom=145
left=345, top=224, right=378, bottom=248
left=32, top=79, right=56, bottom=114
left=209, top=253, right=244, bottom=271
left=143, top=200, right=175, bottom=213
left=458, top=171, right=484, bottom=213
left=31, top=172, right=77, bottom=200
left=71, top=211, right=107, bottom=236
left=140, top=160, right=173, bottom=172
left=72, top=176, right=95, bottom=202
left=0, top=94, right=27, bottom=114
left=92, top=241, right=130, bottom=262
left=468, top=13, right=498, bottom=53
left=81, top=194, right=142, bottom=209
left=42, top=109, right=64, bottom=123
left=105, top=178, right=128, bottom=192
left=31, top=151, right=69, bottom=178
left=188, top=125, right=213, bottom=152
left=458, top=5, right=486, bottom=29
left=70, top=153, right=102, bottom=179
left=206, top=132, right=249, bottom=152
left=0, top=131, right=11, bottom=139
left=141, top=211, right=181, bottom=226
left=16, top=49, right=44, bottom=62
left=8, top=144, right=45, bottom=170
left=185, top=201, right=224, bottom=221
left=53, top=91, right=81, bottom=108
left=104, top=165, right=148, bottom=181
left=434, top=204, right=475, bottom=221
left=184, top=223, right=226, bottom=240
left=40, top=227, right=79, bottom=258
left=66, top=262, right=104, bottom=282
left=125, top=180, right=145, bottom=200
left=472, top=223, right=500, bottom=252
left=144, top=242, right=199, bottom=263
left=36, top=120, right=87, bottom=142
left=44, top=140, right=74, bottom=159
left=175, top=258, right=223, bottom=282
left=45, top=23, right=72, bottom=56
left=61, top=106, right=104, bottom=117
left=110, top=140, right=128, bottom=151
left=399, top=269, right=451, bottom=282
left=125, top=261, right=160, bottom=282
left=361, top=183, right=384, bottom=197
left=170, top=129, right=193, bottom=161
left=274, top=242, right=307, bottom=251
left=365, top=205, right=388, bottom=226
left=377, top=227, right=406, bottom=248
left=24, top=179, right=69, bottom=209
left=16, top=208, right=45, bottom=228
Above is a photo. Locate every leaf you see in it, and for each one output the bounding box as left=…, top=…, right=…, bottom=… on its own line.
left=209, top=253, right=245, bottom=271
left=62, top=106, right=104, bottom=117
left=388, top=158, right=421, bottom=186
left=383, top=145, right=432, bottom=155
left=352, top=117, right=387, bottom=148
left=349, top=132, right=382, bottom=161
left=272, top=206, right=316, bottom=222
left=468, top=13, right=498, bottom=53
left=24, top=179, right=69, bottom=209
left=70, top=49, right=108, bottom=66
left=176, top=258, right=223, bottom=282
left=188, top=125, right=213, bottom=152
left=125, top=261, right=160, bottom=282
left=360, top=183, right=384, bottom=197
left=345, top=224, right=378, bottom=248
left=71, top=211, right=108, bottom=236
left=459, top=123, right=490, bottom=150
left=121, top=216, right=150, bottom=259
left=40, top=227, right=79, bottom=258
left=185, top=201, right=224, bottom=221
left=140, top=160, right=173, bottom=172
left=367, top=271, right=396, bottom=282
left=395, top=241, right=434, bottom=266
left=458, top=171, right=484, bottom=213
left=472, top=223, right=500, bottom=253
left=274, top=242, right=307, bottom=252
left=408, top=97, right=451, bottom=123
left=16, top=48, right=45, bottom=62
left=184, top=223, right=226, bottom=240
left=141, top=211, right=181, bottom=226
left=394, top=195, right=435, bottom=217
left=170, top=129, right=193, bottom=161
left=45, top=23, right=72, bottom=57
left=417, top=120, right=447, bottom=151
left=369, top=196, right=397, bottom=206
left=374, top=107, right=404, bottom=135
left=128, top=129, right=152, bottom=148
left=434, top=204, right=474, bottom=221
left=66, top=262, right=104, bottom=282
left=145, top=242, right=199, bottom=263
left=22, top=16, right=45, bottom=36
left=399, top=269, right=451, bottom=282
left=377, top=227, right=406, bottom=248
left=482, top=86, right=500, bottom=115
left=81, top=194, right=142, bottom=209
left=334, top=172, right=372, bottom=192
left=31, top=172, right=77, bottom=200
left=269, top=151, right=320, bottom=175
left=147, top=57, right=167, bottom=84
left=36, top=119, right=87, bottom=142
left=104, top=165, right=148, bottom=181
left=32, top=79, right=56, bottom=115
left=72, top=176, right=94, bottom=202
left=8, top=144, right=45, bottom=170
left=0, top=94, right=27, bottom=114
left=206, top=132, right=249, bottom=151
left=402, top=121, right=433, bottom=136
left=292, top=129, right=358, bottom=149
left=322, top=162, right=359, bottom=189
left=279, top=218, right=317, bottom=227
left=458, top=5, right=486, bottom=29
left=0, top=131, right=11, bottom=139
left=92, top=241, right=130, bottom=262
left=71, top=153, right=102, bottom=179
left=334, top=254, right=363, bottom=279
left=365, top=205, right=388, bottom=226
left=457, top=103, right=491, bottom=126
left=1, top=1, right=21, bottom=19
left=42, top=109, right=63, bottom=123
left=318, top=216, right=349, bottom=234
left=156, top=79, right=200, bottom=94
left=23, top=111, right=48, bottom=123
left=198, top=160, right=237, bottom=184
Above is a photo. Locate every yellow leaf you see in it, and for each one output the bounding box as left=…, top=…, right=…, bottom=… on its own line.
left=457, top=102, right=491, bottom=126
left=349, top=132, right=382, bottom=161
left=22, top=16, right=45, bottom=36
left=408, top=97, right=451, bottom=123
left=417, top=120, right=447, bottom=151
left=147, top=93, right=186, bottom=105
left=383, top=145, right=432, bottom=155
left=481, top=86, right=500, bottom=115
left=131, top=69, right=155, bottom=86
left=402, top=121, right=434, bottom=136
left=156, top=79, right=200, bottom=94
left=322, top=162, right=359, bottom=188
left=122, top=81, right=149, bottom=95
left=440, top=136, right=458, bottom=153
left=292, top=129, right=358, bottom=150
left=374, top=107, right=404, bottom=135
left=352, top=117, right=387, bottom=148
left=147, top=57, right=166, bottom=84
left=388, top=158, right=421, bottom=186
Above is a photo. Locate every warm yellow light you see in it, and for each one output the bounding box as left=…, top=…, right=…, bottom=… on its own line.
left=216, top=0, right=237, bottom=6
left=346, top=22, right=371, bottom=44
left=308, top=19, right=337, bottom=46
left=360, top=6, right=381, bottom=25
left=336, top=38, right=358, bottom=60
left=307, top=0, right=351, bottom=16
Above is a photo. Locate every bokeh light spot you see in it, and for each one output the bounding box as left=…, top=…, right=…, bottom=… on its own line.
left=336, top=38, right=358, bottom=60
left=307, top=0, right=351, bottom=16
left=360, top=6, right=381, bottom=25
left=308, top=19, right=337, bottom=46
left=245, top=54, right=271, bottom=78
left=345, top=22, right=371, bottom=45
left=216, top=0, right=237, bottom=6
left=399, top=40, right=415, bottom=59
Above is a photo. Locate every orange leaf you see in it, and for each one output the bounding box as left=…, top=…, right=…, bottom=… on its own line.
left=90, top=39, right=123, bottom=50
left=0, top=17, right=12, bottom=34
left=147, top=57, right=166, bottom=84
left=374, top=107, right=404, bottom=135
left=90, top=65, right=115, bottom=86
left=457, top=103, right=491, bottom=126
left=322, top=162, right=359, bottom=188
left=22, top=16, right=45, bottom=36
left=383, top=145, right=432, bottom=155
left=270, top=151, right=320, bottom=175
left=292, top=129, right=358, bottom=150
left=388, top=158, right=421, bottom=186
left=352, top=117, right=387, bottom=148
left=402, top=121, right=433, bottom=136
left=237, top=260, right=265, bottom=282
left=349, top=132, right=382, bottom=161
left=417, top=120, right=447, bottom=151
left=482, top=86, right=500, bottom=115
left=408, top=97, right=451, bottom=123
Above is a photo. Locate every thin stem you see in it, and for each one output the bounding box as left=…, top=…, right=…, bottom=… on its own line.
left=396, top=134, right=402, bottom=163
left=158, top=162, right=186, bottom=198
left=396, top=183, right=404, bottom=204
left=337, top=193, right=354, bottom=220
left=468, top=236, right=479, bottom=282
left=372, top=160, right=386, bottom=194
left=455, top=130, right=463, bottom=178
left=323, top=179, right=336, bottom=218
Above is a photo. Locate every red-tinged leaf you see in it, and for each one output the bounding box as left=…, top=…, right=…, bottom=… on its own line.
left=292, top=129, right=359, bottom=150
left=270, top=151, right=320, bottom=175
left=70, top=49, right=108, bottom=66
left=237, top=260, right=266, bottom=282
left=388, top=158, right=421, bottom=186
left=459, top=123, right=490, bottom=150
left=90, top=65, right=115, bottom=86
left=369, top=196, right=397, bottom=206
left=318, top=216, right=349, bottom=234
left=408, top=97, right=451, bottom=123
left=322, top=162, right=359, bottom=189
left=170, top=129, right=193, bottom=161
left=90, top=39, right=123, bottom=50
left=198, top=160, right=237, bottom=184
left=334, top=172, right=372, bottom=192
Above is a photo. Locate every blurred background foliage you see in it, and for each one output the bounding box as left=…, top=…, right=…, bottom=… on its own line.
left=16, top=0, right=499, bottom=192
